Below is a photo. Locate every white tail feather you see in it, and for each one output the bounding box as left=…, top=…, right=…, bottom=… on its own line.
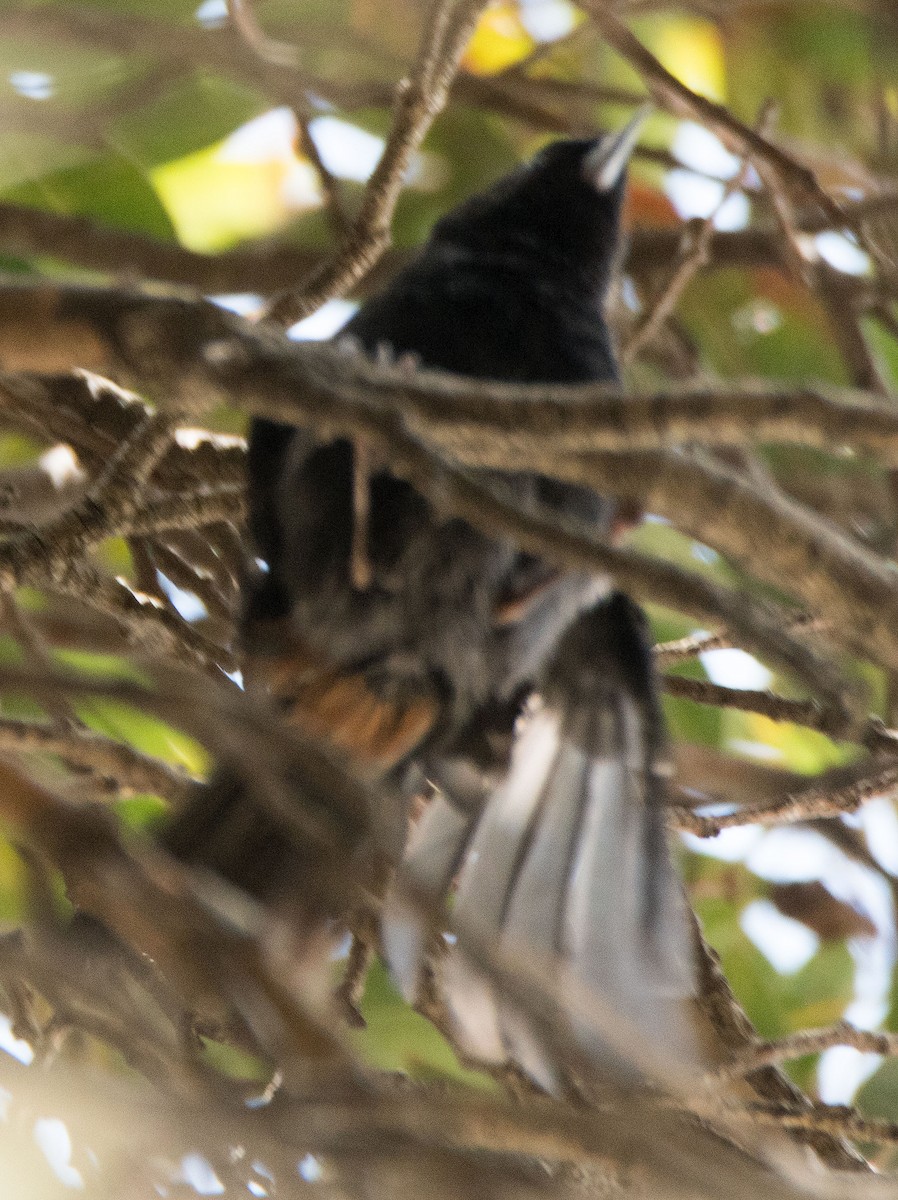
left=382, top=596, right=703, bottom=1089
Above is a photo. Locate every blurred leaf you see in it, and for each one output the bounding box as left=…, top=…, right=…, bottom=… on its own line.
left=778, top=942, right=855, bottom=1032
left=200, top=1036, right=271, bottom=1082
left=645, top=608, right=702, bottom=648
left=625, top=519, right=735, bottom=584
left=699, top=896, right=854, bottom=1039
left=862, top=315, right=898, bottom=391
left=0, top=837, right=25, bottom=924
left=462, top=3, right=535, bottom=75
left=0, top=634, right=40, bottom=721
left=0, top=36, right=137, bottom=108
left=353, top=958, right=493, bottom=1086
left=73, top=699, right=209, bottom=775
left=152, top=140, right=318, bottom=251
left=778, top=12, right=870, bottom=87
left=734, top=712, right=857, bottom=775
left=857, top=1056, right=898, bottom=1119
left=772, top=881, right=877, bottom=942
left=5, top=153, right=176, bottom=239
left=53, top=649, right=146, bottom=681
left=261, top=0, right=350, bottom=25
left=95, top=536, right=132, bottom=576
left=698, top=896, right=788, bottom=1039
left=0, top=131, right=92, bottom=191
left=881, top=958, right=898, bottom=1032
left=663, top=660, right=725, bottom=751
left=783, top=1051, right=820, bottom=1094
left=0, top=434, right=44, bottom=468
left=113, top=73, right=266, bottom=168
left=637, top=15, right=726, bottom=102
left=114, top=793, right=170, bottom=833
left=679, top=269, right=849, bottom=384
left=50, top=0, right=198, bottom=17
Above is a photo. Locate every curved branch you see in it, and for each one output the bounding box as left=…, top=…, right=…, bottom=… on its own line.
left=718, top=1023, right=898, bottom=1081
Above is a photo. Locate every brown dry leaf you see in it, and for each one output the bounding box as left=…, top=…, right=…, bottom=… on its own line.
left=771, top=880, right=876, bottom=941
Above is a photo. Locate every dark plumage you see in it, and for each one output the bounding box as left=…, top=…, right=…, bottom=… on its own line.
left=164, top=114, right=700, bottom=1082
left=237, top=132, right=639, bottom=754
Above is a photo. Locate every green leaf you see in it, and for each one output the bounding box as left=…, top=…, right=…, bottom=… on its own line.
left=43, top=0, right=200, bottom=19
left=0, top=131, right=92, bottom=191
left=778, top=12, right=871, bottom=87
left=0, top=433, right=44, bottom=468
left=777, top=941, right=855, bottom=1031
left=625, top=519, right=735, bottom=585
left=53, top=649, right=147, bottom=682
left=857, top=1057, right=898, bottom=1120
left=113, top=72, right=266, bottom=167
left=352, top=959, right=493, bottom=1087
left=258, top=0, right=350, bottom=28
left=862, top=315, right=898, bottom=392
left=0, top=837, right=25, bottom=924
left=699, top=896, right=788, bottom=1038
left=679, top=270, right=848, bottom=385
left=5, top=153, right=176, bottom=239
left=782, top=1053, right=821, bottom=1095
left=698, top=897, right=854, bottom=1040
left=0, top=34, right=138, bottom=107
left=201, top=1036, right=272, bottom=1082
left=114, top=793, right=170, bottom=833
left=73, top=698, right=210, bottom=775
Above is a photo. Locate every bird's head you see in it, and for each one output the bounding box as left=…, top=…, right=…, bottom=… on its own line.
left=431, top=107, right=650, bottom=291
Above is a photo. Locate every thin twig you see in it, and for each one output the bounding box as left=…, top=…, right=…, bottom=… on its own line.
left=120, top=487, right=247, bottom=538
left=145, top=540, right=234, bottom=622
left=580, top=3, right=847, bottom=224
left=691, top=922, right=867, bottom=1170
left=672, top=759, right=898, bottom=837
left=9, top=289, right=898, bottom=694
left=744, top=1100, right=898, bottom=1147
left=718, top=1023, right=898, bottom=1082
left=0, top=591, right=75, bottom=725
left=263, top=0, right=491, bottom=324
left=655, top=615, right=832, bottom=666
left=750, top=112, right=892, bottom=397
left=0, top=199, right=894, bottom=299
left=226, top=0, right=299, bottom=67
left=663, top=674, right=827, bottom=728
left=624, top=104, right=771, bottom=363
left=298, top=116, right=350, bottom=239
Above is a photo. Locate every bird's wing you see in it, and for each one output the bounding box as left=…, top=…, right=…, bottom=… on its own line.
left=163, top=624, right=439, bottom=904
left=244, top=630, right=440, bottom=777
left=383, top=592, right=702, bottom=1088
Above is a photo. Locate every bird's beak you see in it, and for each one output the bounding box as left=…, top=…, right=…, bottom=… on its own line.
left=582, top=104, right=652, bottom=192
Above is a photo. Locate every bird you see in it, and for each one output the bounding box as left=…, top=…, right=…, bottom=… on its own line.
left=163, top=110, right=702, bottom=1082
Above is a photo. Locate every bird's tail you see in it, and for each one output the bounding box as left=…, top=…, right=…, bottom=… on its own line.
left=384, top=592, right=701, bottom=1088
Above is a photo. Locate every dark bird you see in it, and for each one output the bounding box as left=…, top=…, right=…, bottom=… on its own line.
left=164, top=111, right=701, bottom=1080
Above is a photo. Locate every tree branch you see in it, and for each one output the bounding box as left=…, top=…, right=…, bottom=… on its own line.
left=673, top=758, right=898, bottom=837
left=718, top=1023, right=898, bottom=1082
left=262, top=0, right=492, bottom=324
